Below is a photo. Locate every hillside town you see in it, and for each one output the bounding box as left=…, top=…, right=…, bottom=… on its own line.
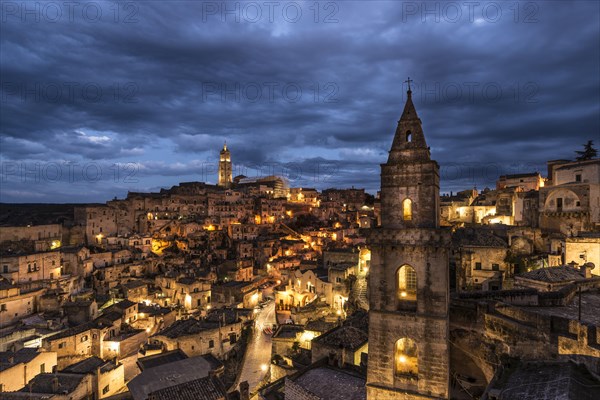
left=1, top=92, right=599, bottom=399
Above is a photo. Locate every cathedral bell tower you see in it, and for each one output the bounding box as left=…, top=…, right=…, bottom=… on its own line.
left=218, top=142, right=232, bottom=188
left=366, top=82, right=450, bottom=399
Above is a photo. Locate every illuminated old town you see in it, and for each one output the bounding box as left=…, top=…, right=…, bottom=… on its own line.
left=1, top=1, right=599, bottom=400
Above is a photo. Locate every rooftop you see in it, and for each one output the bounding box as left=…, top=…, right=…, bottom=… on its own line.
left=516, top=265, right=586, bottom=283
left=312, top=326, right=368, bottom=350
left=137, top=349, right=188, bottom=371
left=290, top=366, right=366, bottom=400
left=128, top=355, right=219, bottom=400
left=0, top=348, right=40, bottom=372
left=453, top=228, right=507, bottom=248
left=273, top=324, right=305, bottom=339
left=147, top=375, right=227, bottom=400
left=19, top=372, right=87, bottom=395
left=490, top=361, right=600, bottom=400
left=153, top=317, right=227, bottom=339
left=305, top=319, right=337, bottom=333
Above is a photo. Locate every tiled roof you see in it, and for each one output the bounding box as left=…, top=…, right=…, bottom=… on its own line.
left=491, top=361, right=600, bottom=399
left=291, top=367, right=366, bottom=400
left=452, top=228, right=507, bottom=248
left=122, top=280, right=147, bottom=289
left=127, top=355, right=217, bottom=400
left=46, top=321, right=99, bottom=341
left=0, top=348, right=40, bottom=372
left=273, top=324, right=304, bottom=339
left=148, top=375, right=227, bottom=400
left=516, top=266, right=585, bottom=283
left=328, top=263, right=355, bottom=271
left=304, top=319, right=336, bottom=333
left=19, top=373, right=86, bottom=394
left=313, top=326, right=368, bottom=350
left=62, top=356, right=105, bottom=374
left=343, top=311, right=369, bottom=334
left=138, top=349, right=188, bottom=371
left=153, top=318, right=221, bottom=339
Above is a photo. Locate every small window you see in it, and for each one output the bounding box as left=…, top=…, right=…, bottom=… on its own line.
left=406, top=130, right=412, bottom=142
left=492, top=264, right=500, bottom=271
left=58, top=342, right=66, bottom=349
left=103, top=385, right=110, bottom=394
left=209, top=340, right=215, bottom=348
left=0, top=304, right=6, bottom=311
left=575, top=174, right=582, bottom=182
left=475, top=262, right=482, bottom=270
left=397, top=265, right=417, bottom=303
left=395, top=338, right=418, bottom=376
left=403, top=199, right=412, bottom=221
left=40, top=363, right=45, bottom=373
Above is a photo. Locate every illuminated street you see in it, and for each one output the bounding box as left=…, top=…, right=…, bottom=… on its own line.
left=234, top=301, right=276, bottom=397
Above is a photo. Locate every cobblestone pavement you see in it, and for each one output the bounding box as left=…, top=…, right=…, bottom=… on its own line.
left=234, top=301, right=276, bottom=395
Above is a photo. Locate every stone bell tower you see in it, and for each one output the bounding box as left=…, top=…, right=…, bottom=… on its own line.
left=366, top=81, right=450, bottom=399
left=218, top=142, right=232, bottom=188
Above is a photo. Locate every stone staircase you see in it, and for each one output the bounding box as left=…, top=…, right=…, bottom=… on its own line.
left=353, top=275, right=369, bottom=311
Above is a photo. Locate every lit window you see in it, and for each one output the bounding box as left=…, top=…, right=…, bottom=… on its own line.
left=397, top=265, right=417, bottom=302
left=395, top=338, right=418, bottom=376
left=403, top=199, right=412, bottom=221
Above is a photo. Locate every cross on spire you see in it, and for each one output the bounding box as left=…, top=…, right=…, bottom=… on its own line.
left=404, top=77, right=413, bottom=92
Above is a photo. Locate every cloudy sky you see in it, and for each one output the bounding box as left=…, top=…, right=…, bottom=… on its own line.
left=1, top=0, right=598, bottom=203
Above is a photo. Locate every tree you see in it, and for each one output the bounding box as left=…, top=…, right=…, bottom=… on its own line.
left=575, top=140, right=598, bottom=161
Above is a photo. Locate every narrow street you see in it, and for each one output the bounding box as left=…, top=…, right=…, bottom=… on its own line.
left=234, top=301, right=276, bottom=397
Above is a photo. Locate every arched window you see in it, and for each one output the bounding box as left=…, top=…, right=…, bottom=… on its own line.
left=397, top=265, right=417, bottom=302
left=395, top=338, right=418, bottom=376
left=403, top=199, right=412, bottom=221
left=406, top=130, right=412, bottom=142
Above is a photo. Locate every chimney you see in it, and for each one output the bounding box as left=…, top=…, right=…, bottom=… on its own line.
left=239, top=381, right=250, bottom=400
left=583, top=263, right=594, bottom=279
left=52, top=377, right=59, bottom=393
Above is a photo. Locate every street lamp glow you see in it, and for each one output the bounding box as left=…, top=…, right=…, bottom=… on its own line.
left=260, top=364, right=268, bottom=372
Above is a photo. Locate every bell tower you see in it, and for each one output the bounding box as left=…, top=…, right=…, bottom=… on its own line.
left=218, top=142, right=232, bottom=188
left=366, top=81, right=450, bottom=399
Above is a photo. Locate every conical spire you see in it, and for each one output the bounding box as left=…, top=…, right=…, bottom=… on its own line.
left=387, top=80, right=430, bottom=163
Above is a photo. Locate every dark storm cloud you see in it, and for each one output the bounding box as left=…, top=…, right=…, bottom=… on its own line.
left=1, top=0, right=599, bottom=202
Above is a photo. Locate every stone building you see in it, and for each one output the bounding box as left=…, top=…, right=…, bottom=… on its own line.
left=452, top=228, right=510, bottom=292
left=0, top=348, right=58, bottom=392
left=4, top=372, right=94, bottom=400
left=0, top=250, right=62, bottom=284
left=62, top=356, right=125, bottom=399
left=150, top=312, right=243, bottom=359
left=0, top=224, right=62, bottom=252
left=539, top=158, right=600, bottom=234
left=366, top=86, right=450, bottom=399
left=496, top=172, right=544, bottom=191
left=565, top=234, right=600, bottom=275
left=0, top=279, right=45, bottom=327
